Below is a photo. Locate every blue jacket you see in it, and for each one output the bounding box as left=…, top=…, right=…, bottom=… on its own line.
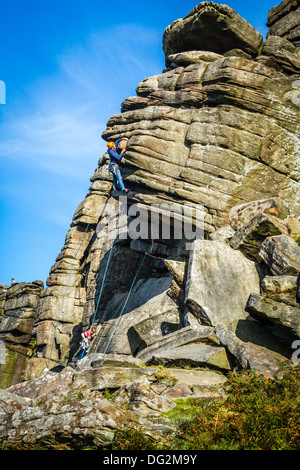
left=108, top=138, right=123, bottom=165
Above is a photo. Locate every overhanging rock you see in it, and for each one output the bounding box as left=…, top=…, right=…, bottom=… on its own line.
left=163, top=1, right=263, bottom=66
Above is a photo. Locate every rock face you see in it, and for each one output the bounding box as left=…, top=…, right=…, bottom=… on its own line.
left=259, top=234, right=300, bottom=275
left=0, top=1, right=300, bottom=449
left=1, top=0, right=298, bottom=380
left=267, top=0, right=300, bottom=47
left=0, top=0, right=300, bottom=447
left=0, top=281, right=44, bottom=388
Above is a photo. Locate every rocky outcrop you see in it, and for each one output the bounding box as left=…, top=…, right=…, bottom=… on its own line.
left=0, top=363, right=227, bottom=448
left=0, top=281, right=44, bottom=388
left=0, top=0, right=300, bottom=447
left=267, top=0, right=300, bottom=47
left=3, top=0, right=296, bottom=382
left=162, top=2, right=264, bottom=64
left=0, top=284, right=8, bottom=318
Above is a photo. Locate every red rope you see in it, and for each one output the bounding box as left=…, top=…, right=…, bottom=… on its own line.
left=145, top=251, right=165, bottom=261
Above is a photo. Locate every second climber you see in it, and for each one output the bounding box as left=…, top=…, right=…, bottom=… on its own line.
left=107, top=137, right=129, bottom=194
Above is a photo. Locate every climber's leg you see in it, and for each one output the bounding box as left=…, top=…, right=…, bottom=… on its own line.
left=115, top=169, right=126, bottom=192
left=113, top=174, right=119, bottom=190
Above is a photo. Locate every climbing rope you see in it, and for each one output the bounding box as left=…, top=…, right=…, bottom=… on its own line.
left=48, top=170, right=108, bottom=368
left=100, top=236, right=168, bottom=355
left=103, top=251, right=147, bottom=354
left=138, top=238, right=166, bottom=261
left=49, top=174, right=169, bottom=365
left=101, top=238, right=155, bottom=355
left=89, top=198, right=127, bottom=330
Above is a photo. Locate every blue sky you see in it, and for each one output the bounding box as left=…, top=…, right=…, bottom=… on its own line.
left=0, top=0, right=278, bottom=286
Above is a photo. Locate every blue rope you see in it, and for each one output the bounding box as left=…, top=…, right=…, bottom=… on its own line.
left=101, top=237, right=155, bottom=354
left=103, top=251, right=147, bottom=354
left=90, top=198, right=127, bottom=330
left=48, top=172, right=107, bottom=368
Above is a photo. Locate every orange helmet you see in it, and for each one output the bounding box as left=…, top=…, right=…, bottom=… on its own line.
left=107, top=141, right=115, bottom=149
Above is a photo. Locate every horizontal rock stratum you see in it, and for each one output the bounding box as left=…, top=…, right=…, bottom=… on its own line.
left=0, top=0, right=299, bottom=394
left=1, top=0, right=300, bottom=449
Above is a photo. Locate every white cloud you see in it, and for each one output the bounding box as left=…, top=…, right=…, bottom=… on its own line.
left=0, top=23, right=162, bottom=177
left=0, top=23, right=163, bottom=228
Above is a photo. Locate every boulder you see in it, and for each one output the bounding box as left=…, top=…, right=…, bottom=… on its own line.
left=286, top=216, right=300, bottom=244
left=136, top=324, right=216, bottom=362
left=231, top=318, right=296, bottom=358
left=74, top=366, right=159, bottom=391
left=267, top=0, right=300, bottom=47
left=229, top=212, right=288, bottom=261
left=127, top=308, right=181, bottom=356
left=163, top=2, right=263, bottom=66
left=74, top=353, right=145, bottom=371
left=208, top=225, right=235, bottom=243
left=163, top=381, right=193, bottom=399
left=185, top=240, right=260, bottom=326
left=164, top=259, right=186, bottom=286
left=259, top=235, right=300, bottom=275
left=167, top=50, right=223, bottom=66
left=215, top=323, right=290, bottom=378
left=246, top=293, right=300, bottom=337
left=261, top=275, right=298, bottom=295
left=168, top=368, right=227, bottom=387
left=114, top=375, right=176, bottom=417
left=162, top=368, right=227, bottom=401
left=267, top=0, right=300, bottom=27
left=261, top=35, right=300, bottom=74
left=147, top=343, right=231, bottom=372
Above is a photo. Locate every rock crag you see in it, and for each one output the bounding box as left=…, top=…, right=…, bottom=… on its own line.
left=0, top=0, right=300, bottom=448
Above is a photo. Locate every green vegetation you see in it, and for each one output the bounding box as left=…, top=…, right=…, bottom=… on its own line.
left=1, top=367, right=300, bottom=451
left=111, top=366, right=300, bottom=451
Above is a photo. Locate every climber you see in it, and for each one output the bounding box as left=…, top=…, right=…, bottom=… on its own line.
left=107, top=137, right=129, bottom=194
left=76, top=327, right=97, bottom=360
left=81, top=327, right=97, bottom=346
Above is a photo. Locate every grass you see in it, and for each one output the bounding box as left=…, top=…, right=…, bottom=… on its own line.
left=111, top=366, right=300, bottom=451
left=2, top=366, right=300, bottom=451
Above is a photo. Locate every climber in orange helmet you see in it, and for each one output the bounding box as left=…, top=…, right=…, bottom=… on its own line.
left=107, top=137, right=129, bottom=194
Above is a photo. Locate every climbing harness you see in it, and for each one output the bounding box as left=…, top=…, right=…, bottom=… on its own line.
left=108, top=162, right=119, bottom=175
